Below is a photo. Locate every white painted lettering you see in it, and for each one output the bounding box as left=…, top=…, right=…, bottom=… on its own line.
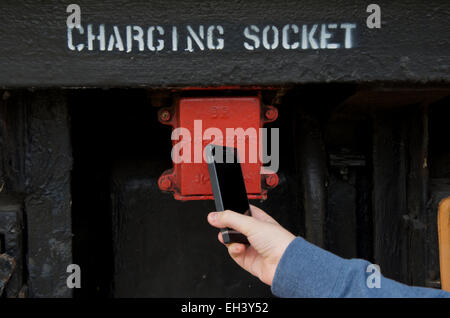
left=67, top=22, right=358, bottom=53
left=325, top=24, right=340, bottom=49
left=107, top=26, right=124, bottom=51
left=302, top=24, right=319, bottom=49
left=207, top=25, right=224, bottom=50
left=341, top=23, right=356, bottom=48
left=186, top=25, right=205, bottom=52
left=147, top=26, right=165, bottom=51
left=132, top=26, right=145, bottom=51
left=262, top=25, right=279, bottom=50
left=282, top=24, right=299, bottom=49
left=67, top=26, right=85, bottom=51
left=172, top=26, right=178, bottom=51
left=87, top=24, right=105, bottom=51
left=243, top=25, right=260, bottom=50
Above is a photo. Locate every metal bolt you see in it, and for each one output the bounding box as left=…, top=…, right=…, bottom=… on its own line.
left=264, top=107, right=278, bottom=121
left=159, top=110, right=171, bottom=122
left=265, top=174, right=278, bottom=188
left=159, top=176, right=172, bottom=190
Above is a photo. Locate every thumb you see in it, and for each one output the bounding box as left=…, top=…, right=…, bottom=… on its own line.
left=208, top=210, right=260, bottom=237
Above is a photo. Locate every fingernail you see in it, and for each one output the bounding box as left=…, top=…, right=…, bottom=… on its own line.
left=209, top=212, right=217, bottom=222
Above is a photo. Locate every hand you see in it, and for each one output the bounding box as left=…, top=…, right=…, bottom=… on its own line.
left=207, top=205, right=295, bottom=286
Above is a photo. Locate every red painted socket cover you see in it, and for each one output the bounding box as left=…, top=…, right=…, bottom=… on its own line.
left=158, top=96, right=278, bottom=201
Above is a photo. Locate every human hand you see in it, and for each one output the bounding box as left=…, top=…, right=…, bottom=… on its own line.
left=207, top=205, right=295, bottom=286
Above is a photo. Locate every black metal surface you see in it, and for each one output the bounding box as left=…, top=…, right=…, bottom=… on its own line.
left=0, top=0, right=450, bottom=87
left=0, top=196, right=23, bottom=297
left=0, top=91, right=73, bottom=297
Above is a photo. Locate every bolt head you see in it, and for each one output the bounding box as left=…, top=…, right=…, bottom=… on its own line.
left=264, top=107, right=278, bottom=121
left=159, top=176, right=172, bottom=190
left=160, top=110, right=171, bottom=121
left=265, top=174, right=278, bottom=188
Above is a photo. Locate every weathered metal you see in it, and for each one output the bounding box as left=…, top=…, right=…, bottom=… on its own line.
left=0, top=196, right=23, bottom=297
left=0, top=254, right=16, bottom=296
left=157, top=96, right=279, bottom=200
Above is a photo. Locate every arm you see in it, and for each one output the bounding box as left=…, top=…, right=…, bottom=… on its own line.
left=207, top=206, right=450, bottom=298
left=272, top=237, right=450, bottom=298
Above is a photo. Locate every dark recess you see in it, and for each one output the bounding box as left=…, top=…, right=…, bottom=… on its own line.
left=0, top=85, right=445, bottom=297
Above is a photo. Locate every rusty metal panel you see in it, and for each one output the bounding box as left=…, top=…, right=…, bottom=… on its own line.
left=157, top=96, right=278, bottom=200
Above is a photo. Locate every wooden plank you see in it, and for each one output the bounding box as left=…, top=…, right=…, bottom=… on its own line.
left=1, top=1, right=450, bottom=87
left=438, top=197, right=450, bottom=291
left=372, top=109, right=409, bottom=283
left=372, top=105, right=430, bottom=285
left=0, top=90, right=73, bottom=297
left=405, top=105, right=428, bottom=286
left=295, top=112, right=327, bottom=247
left=0, top=196, right=23, bottom=297
left=326, top=173, right=357, bottom=258
left=428, top=180, right=450, bottom=288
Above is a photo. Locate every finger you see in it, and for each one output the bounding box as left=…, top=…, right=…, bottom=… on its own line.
left=228, top=245, right=260, bottom=276
left=217, top=231, right=225, bottom=244
left=227, top=243, right=246, bottom=256
left=208, top=210, right=260, bottom=236
left=249, top=205, right=279, bottom=225
left=228, top=246, right=246, bottom=271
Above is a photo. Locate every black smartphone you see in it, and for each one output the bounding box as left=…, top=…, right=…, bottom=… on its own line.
left=206, top=144, right=251, bottom=245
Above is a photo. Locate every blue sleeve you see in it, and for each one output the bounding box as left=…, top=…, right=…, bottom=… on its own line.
left=271, top=237, right=450, bottom=298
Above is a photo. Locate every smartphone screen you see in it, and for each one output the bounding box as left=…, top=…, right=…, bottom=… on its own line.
left=206, top=145, right=251, bottom=244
